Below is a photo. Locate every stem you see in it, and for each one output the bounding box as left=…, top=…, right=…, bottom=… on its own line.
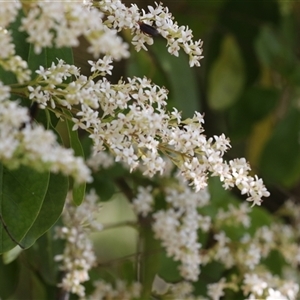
left=0, top=213, right=25, bottom=249
left=101, top=220, right=137, bottom=230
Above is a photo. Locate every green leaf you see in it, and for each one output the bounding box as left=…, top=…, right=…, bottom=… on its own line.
left=207, top=0, right=279, bottom=85
left=140, top=221, right=161, bottom=299
left=20, top=173, right=68, bottom=248
left=9, top=9, right=29, bottom=61
left=126, top=47, right=158, bottom=79
left=228, top=87, right=279, bottom=139
left=260, top=108, right=300, bottom=187
left=208, top=35, right=245, bottom=110
left=28, top=45, right=73, bottom=77
left=192, top=261, right=225, bottom=296
left=120, top=260, right=136, bottom=284
left=255, top=23, right=300, bottom=83
left=255, top=26, right=282, bottom=67
left=157, top=250, right=181, bottom=282
left=25, top=230, right=63, bottom=286
left=0, top=257, right=19, bottom=299
left=92, top=173, right=116, bottom=201
left=72, top=181, right=86, bottom=206
left=63, top=110, right=86, bottom=205
left=152, top=40, right=200, bottom=118
left=0, top=165, right=49, bottom=253
left=263, top=249, right=285, bottom=276
left=9, top=262, right=47, bottom=300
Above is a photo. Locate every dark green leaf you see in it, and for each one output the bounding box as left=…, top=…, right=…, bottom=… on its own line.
left=92, top=173, right=116, bottom=201
left=207, top=0, right=279, bottom=85
left=157, top=250, right=181, bottom=282
left=263, top=249, right=285, bottom=276
left=0, top=257, right=19, bottom=299
left=9, top=262, right=47, bottom=300
left=25, top=230, right=64, bottom=286
left=255, top=23, right=299, bottom=83
left=28, top=46, right=73, bottom=77
left=260, top=108, right=300, bottom=187
left=228, top=87, right=279, bottom=139
left=63, top=110, right=86, bottom=205
left=20, top=173, right=68, bottom=248
left=0, top=165, right=49, bottom=253
left=126, top=46, right=158, bottom=79
left=152, top=40, right=200, bottom=118
left=255, top=26, right=282, bottom=67
left=9, top=9, right=29, bottom=61
left=90, top=163, right=126, bottom=201
left=121, top=260, right=136, bottom=284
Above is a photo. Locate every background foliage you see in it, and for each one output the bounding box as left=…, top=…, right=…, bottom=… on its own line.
left=1, top=0, right=300, bottom=299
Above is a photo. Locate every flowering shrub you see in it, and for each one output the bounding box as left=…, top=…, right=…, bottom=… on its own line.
left=0, top=1, right=299, bottom=300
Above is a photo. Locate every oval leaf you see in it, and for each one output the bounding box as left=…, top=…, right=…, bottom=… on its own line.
left=0, top=165, right=49, bottom=253
left=20, top=173, right=68, bottom=248
left=208, top=35, right=245, bottom=110
left=152, top=40, right=200, bottom=118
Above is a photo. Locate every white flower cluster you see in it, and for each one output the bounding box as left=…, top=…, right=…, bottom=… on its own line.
left=0, top=2, right=31, bottom=83
left=152, top=276, right=207, bottom=299
left=19, top=1, right=129, bottom=60
left=54, top=190, right=102, bottom=297
left=86, top=150, right=115, bottom=171
left=98, top=0, right=204, bottom=67
left=87, top=280, right=142, bottom=300
left=1, top=1, right=282, bottom=298
left=207, top=277, right=226, bottom=300
left=0, top=1, right=21, bottom=28
left=216, top=202, right=251, bottom=228
left=132, top=185, right=154, bottom=217
left=243, top=272, right=299, bottom=300
left=27, top=56, right=269, bottom=206
left=278, top=198, right=300, bottom=226
left=200, top=204, right=300, bottom=299
left=0, top=81, right=91, bottom=183
left=152, top=181, right=210, bottom=281
left=0, top=0, right=268, bottom=205
left=3, top=0, right=204, bottom=67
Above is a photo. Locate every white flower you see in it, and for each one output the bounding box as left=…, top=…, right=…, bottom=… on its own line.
left=152, top=184, right=210, bottom=281
left=132, top=186, right=154, bottom=217
left=207, top=278, right=226, bottom=300
left=20, top=2, right=129, bottom=59
left=243, top=273, right=268, bottom=296
left=0, top=1, right=21, bottom=28
left=266, top=288, right=287, bottom=300
left=88, top=56, right=113, bottom=75
left=237, top=244, right=261, bottom=270
left=55, top=190, right=102, bottom=297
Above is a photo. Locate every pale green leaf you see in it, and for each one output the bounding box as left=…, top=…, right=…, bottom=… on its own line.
left=208, top=35, right=245, bottom=110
